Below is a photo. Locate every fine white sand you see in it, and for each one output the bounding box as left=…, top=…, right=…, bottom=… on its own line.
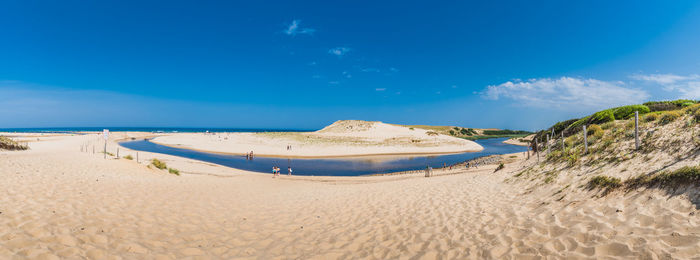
left=1, top=132, right=698, bottom=259
left=150, top=120, right=483, bottom=157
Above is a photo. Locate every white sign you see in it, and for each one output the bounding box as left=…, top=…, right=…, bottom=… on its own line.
left=103, top=129, right=109, bottom=140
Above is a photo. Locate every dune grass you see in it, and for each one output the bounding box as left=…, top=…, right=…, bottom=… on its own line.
left=0, top=136, right=28, bottom=151
left=151, top=159, right=167, bottom=170
left=168, top=168, right=180, bottom=176
left=588, top=166, right=700, bottom=194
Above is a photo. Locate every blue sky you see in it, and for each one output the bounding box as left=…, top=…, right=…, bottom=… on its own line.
left=1, top=0, right=700, bottom=130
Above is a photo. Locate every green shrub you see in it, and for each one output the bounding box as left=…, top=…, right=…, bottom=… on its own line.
left=643, top=113, right=658, bottom=122
left=682, top=104, right=700, bottom=115
left=408, top=127, right=414, bottom=130
left=567, top=151, right=580, bottom=167
left=124, top=155, right=133, bottom=160
left=587, top=124, right=604, bottom=138
left=612, top=105, right=650, bottom=120
left=449, top=130, right=455, bottom=135
left=588, top=175, right=622, bottom=189
left=168, top=168, right=180, bottom=175
left=590, top=109, right=616, bottom=124
left=681, top=102, right=694, bottom=107
left=659, top=111, right=681, bottom=125
left=151, top=159, right=167, bottom=170
left=695, top=109, right=700, bottom=122
left=671, top=99, right=696, bottom=106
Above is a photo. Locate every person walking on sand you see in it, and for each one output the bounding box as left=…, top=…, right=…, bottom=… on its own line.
left=288, top=166, right=292, bottom=176
left=272, top=166, right=276, bottom=178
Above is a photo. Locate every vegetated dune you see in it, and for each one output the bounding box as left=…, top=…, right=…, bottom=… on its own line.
left=504, top=100, right=700, bottom=258
left=151, top=120, right=483, bottom=157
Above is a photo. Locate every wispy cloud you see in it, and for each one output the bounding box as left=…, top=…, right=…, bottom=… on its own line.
left=630, top=73, right=700, bottom=99
left=375, top=88, right=386, bottom=91
left=389, top=67, right=399, bottom=73
left=361, top=67, right=380, bottom=73
left=342, top=71, right=352, bottom=78
left=284, top=20, right=315, bottom=36
left=482, top=77, right=649, bottom=109
left=328, top=47, right=350, bottom=57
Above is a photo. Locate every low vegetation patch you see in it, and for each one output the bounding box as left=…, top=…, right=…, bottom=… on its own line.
left=588, top=166, right=700, bottom=194
left=659, top=111, right=681, bottom=125
left=0, top=136, right=28, bottom=151
left=494, top=163, right=505, bottom=172
left=168, top=168, right=180, bottom=175
left=123, top=155, right=133, bottom=160
left=588, top=176, right=622, bottom=189
left=643, top=113, right=659, bottom=122
left=151, top=159, right=167, bottom=170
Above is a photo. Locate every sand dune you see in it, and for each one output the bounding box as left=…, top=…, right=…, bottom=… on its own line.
left=1, top=132, right=698, bottom=259
left=150, top=120, right=483, bottom=157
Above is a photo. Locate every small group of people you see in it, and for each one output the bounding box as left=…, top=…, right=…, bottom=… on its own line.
left=272, top=166, right=292, bottom=177
left=245, top=151, right=254, bottom=160
left=286, top=145, right=292, bottom=150
left=466, top=161, right=479, bottom=169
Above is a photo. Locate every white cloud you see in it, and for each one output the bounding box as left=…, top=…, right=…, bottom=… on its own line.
left=389, top=67, right=399, bottom=72
left=284, top=20, right=315, bottom=36
left=375, top=88, right=386, bottom=91
left=328, top=47, right=350, bottom=57
left=342, top=71, right=352, bottom=78
left=629, top=73, right=698, bottom=85
left=482, top=77, right=649, bottom=109
left=361, top=68, right=380, bottom=73
left=328, top=81, right=339, bottom=85
left=630, top=73, right=700, bottom=99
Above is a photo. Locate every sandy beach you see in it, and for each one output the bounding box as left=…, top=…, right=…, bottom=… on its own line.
left=1, top=129, right=698, bottom=259
left=150, top=120, right=483, bottom=158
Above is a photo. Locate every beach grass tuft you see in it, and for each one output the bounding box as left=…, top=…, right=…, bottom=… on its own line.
left=168, top=168, right=180, bottom=175
left=151, top=159, right=167, bottom=170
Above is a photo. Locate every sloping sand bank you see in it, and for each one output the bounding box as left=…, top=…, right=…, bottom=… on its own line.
left=150, top=120, right=483, bottom=157
left=0, top=132, right=698, bottom=259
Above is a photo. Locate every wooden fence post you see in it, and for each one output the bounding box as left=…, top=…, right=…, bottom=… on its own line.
left=635, top=111, right=639, bottom=151
left=583, top=125, right=588, bottom=154
left=547, top=134, right=551, bottom=154
left=535, top=138, right=539, bottom=162
left=561, top=132, right=564, bottom=151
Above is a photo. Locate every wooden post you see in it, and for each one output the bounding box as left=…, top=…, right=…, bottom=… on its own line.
left=117, top=148, right=119, bottom=158
left=583, top=125, right=588, bottom=154
left=527, top=146, right=530, bottom=159
left=547, top=134, right=551, bottom=154
left=535, top=138, right=539, bottom=162
left=634, top=111, right=639, bottom=151
left=561, top=132, right=564, bottom=151
left=137, top=152, right=139, bottom=163
left=104, top=141, right=107, bottom=159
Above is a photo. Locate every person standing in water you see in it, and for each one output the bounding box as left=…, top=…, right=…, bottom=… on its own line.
left=288, top=167, right=292, bottom=176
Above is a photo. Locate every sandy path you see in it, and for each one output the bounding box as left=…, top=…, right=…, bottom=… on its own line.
left=1, top=134, right=699, bottom=259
